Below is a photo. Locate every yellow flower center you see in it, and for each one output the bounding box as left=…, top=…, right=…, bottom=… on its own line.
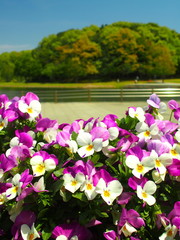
left=86, top=183, right=93, bottom=190
left=136, top=164, right=144, bottom=173
left=36, top=164, right=45, bottom=173
left=167, top=229, right=173, bottom=236
left=27, top=107, right=33, bottom=114
left=155, top=159, right=161, bottom=167
left=142, top=191, right=148, bottom=198
left=144, top=130, right=150, bottom=137
left=71, top=180, right=78, bottom=186
left=103, top=190, right=110, bottom=198
left=0, top=196, right=5, bottom=205
left=28, top=233, right=35, bottom=240
left=86, top=144, right=93, bottom=151
left=12, top=186, right=18, bottom=194
left=170, top=149, right=177, bottom=156
left=0, top=122, right=4, bottom=128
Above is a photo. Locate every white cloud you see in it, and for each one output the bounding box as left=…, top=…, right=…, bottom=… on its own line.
left=0, top=44, right=33, bottom=53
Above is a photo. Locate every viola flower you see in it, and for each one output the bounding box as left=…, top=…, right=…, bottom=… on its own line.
left=77, top=131, right=103, bottom=158
left=137, top=180, right=157, bottom=206
left=36, top=117, right=59, bottom=143
left=135, top=121, right=160, bottom=142
left=56, top=130, right=78, bottom=154
left=11, top=210, right=36, bottom=240
left=52, top=222, right=92, bottom=240
left=169, top=143, right=180, bottom=160
left=159, top=224, right=178, bottom=240
left=146, top=149, right=172, bottom=175
left=128, top=107, right=145, bottom=122
left=30, top=151, right=58, bottom=177
left=104, top=230, right=119, bottom=240
left=6, top=174, right=22, bottom=200
left=118, top=208, right=145, bottom=238
left=21, top=223, right=40, bottom=240
left=0, top=115, right=8, bottom=130
left=18, top=92, right=41, bottom=120
left=125, top=148, right=154, bottom=179
left=95, top=169, right=123, bottom=205
left=63, top=165, right=85, bottom=193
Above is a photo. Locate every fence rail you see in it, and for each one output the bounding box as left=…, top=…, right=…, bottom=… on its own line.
left=1, top=88, right=180, bottom=102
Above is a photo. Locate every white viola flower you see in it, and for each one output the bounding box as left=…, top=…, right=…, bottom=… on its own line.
left=6, top=174, right=22, bottom=200
left=149, top=150, right=172, bottom=174
left=80, top=179, right=97, bottom=200
left=169, top=143, right=180, bottom=160
left=44, top=128, right=58, bottom=143
left=108, top=127, right=119, bottom=141
left=128, top=107, right=145, bottom=122
left=33, top=177, right=46, bottom=191
left=77, top=132, right=103, bottom=158
left=159, top=224, right=178, bottom=240
left=175, top=129, right=180, bottom=142
left=66, top=140, right=78, bottom=154
left=136, top=122, right=160, bottom=140
left=126, top=155, right=155, bottom=179
left=18, top=99, right=41, bottom=119
left=30, top=155, right=56, bottom=177
left=21, top=223, right=40, bottom=240
left=0, top=116, right=8, bottom=130
left=137, top=180, right=157, bottom=206
left=63, top=173, right=85, bottom=193
left=0, top=193, right=7, bottom=205
left=152, top=169, right=166, bottom=184
left=95, top=178, right=123, bottom=205
left=120, top=222, right=137, bottom=237
left=9, top=201, right=24, bottom=222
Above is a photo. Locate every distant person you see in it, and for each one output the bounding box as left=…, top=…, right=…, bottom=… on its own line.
left=134, top=76, right=139, bottom=83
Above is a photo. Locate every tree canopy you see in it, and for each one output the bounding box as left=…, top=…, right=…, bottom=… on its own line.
left=0, top=21, right=180, bottom=83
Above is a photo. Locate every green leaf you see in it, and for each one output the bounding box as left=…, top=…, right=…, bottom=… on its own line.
left=91, top=153, right=100, bottom=164
left=42, top=230, right=51, bottom=240
left=95, top=209, right=109, bottom=218
left=72, top=192, right=87, bottom=202
left=53, top=168, right=64, bottom=177
left=52, top=179, right=63, bottom=194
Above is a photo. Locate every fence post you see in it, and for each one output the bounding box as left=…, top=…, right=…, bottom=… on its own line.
left=120, top=88, right=123, bottom=101
left=88, top=89, right=91, bottom=102
left=54, top=90, right=58, bottom=103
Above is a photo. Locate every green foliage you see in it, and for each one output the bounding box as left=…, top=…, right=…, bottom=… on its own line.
left=0, top=21, right=180, bottom=82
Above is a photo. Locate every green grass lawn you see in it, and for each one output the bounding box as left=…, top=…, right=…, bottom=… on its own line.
left=0, top=79, right=179, bottom=89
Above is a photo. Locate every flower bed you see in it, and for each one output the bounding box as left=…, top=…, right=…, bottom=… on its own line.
left=0, top=92, right=179, bottom=240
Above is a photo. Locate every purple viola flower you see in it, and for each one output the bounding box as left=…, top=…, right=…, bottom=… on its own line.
left=104, top=230, right=119, bottom=240
left=168, top=201, right=180, bottom=229
left=128, top=176, right=148, bottom=190
left=36, top=117, right=59, bottom=132
left=10, top=130, right=33, bottom=148
left=6, top=145, right=31, bottom=162
left=119, top=208, right=145, bottom=229
left=91, top=126, right=110, bottom=141
left=118, top=208, right=145, bottom=237
left=167, top=159, right=180, bottom=176
left=117, top=192, right=135, bottom=205
left=0, top=153, right=17, bottom=173
left=174, top=108, right=180, bottom=120
left=168, top=100, right=180, bottom=110
left=147, top=94, right=161, bottom=108
left=52, top=222, right=93, bottom=240
left=11, top=210, right=36, bottom=240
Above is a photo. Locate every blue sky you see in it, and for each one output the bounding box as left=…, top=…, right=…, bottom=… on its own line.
left=0, top=0, right=180, bottom=53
